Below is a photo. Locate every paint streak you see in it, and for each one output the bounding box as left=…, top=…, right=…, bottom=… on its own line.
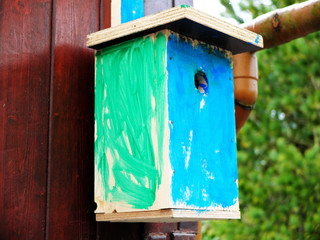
left=254, top=34, right=260, bottom=44
left=95, top=33, right=167, bottom=211
left=167, top=33, right=239, bottom=209
left=121, top=0, right=144, bottom=23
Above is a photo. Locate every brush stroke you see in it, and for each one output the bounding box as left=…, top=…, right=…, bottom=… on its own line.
left=121, top=0, right=144, bottom=23
left=95, top=33, right=167, bottom=211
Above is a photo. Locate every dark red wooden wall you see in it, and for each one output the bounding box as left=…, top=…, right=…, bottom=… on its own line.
left=0, top=0, right=199, bottom=239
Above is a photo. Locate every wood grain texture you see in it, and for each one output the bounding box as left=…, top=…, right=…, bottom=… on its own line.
left=87, top=6, right=263, bottom=54
left=0, top=0, right=52, bottom=239
left=46, top=0, right=99, bottom=239
left=101, top=0, right=111, bottom=29
left=96, top=209, right=240, bottom=222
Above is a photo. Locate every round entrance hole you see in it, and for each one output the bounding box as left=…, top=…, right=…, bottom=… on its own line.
left=194, top=70, right=208, bottom=94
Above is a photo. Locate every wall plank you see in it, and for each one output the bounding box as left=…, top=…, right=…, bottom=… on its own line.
left=46, top=0, right=100, bottom=239
left=101, top=0, right=111, bottom=29
left=0, top=0, right=52, bottom=239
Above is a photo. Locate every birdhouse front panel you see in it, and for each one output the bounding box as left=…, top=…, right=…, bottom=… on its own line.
left=94, top=30, right=239, bottom=220
left=166, top=33, right=238, bottom=211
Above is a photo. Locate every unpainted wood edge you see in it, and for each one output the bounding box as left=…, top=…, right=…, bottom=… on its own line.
left=185, top=7, right=263, bottom=48
left=87, top=7, right=185, bottom=47
left=86, top=6, right=263, bottom=49
left=95, top=209, right=241, bottom=222
left=172, top=209, right=241, bottom=220
left=96, top=209, right=174, bottom=221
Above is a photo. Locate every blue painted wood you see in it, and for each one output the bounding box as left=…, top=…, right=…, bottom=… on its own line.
left=121, top=0, right=144, bottom=23
left=167, top=33, right=239, bottom=209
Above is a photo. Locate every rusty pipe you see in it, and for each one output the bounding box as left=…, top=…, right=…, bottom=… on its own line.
left=234, top=0, right=320, bottom=134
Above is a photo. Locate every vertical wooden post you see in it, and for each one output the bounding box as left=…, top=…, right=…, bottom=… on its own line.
left=45, top=0, right=100, bottom=239
left=0, top=1, right=52, bottom=239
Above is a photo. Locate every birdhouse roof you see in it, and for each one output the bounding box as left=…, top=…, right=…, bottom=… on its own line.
left=87, top=5, right=263, bottom=54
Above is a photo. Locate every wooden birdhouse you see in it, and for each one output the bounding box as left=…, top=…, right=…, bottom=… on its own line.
left=87, top=5, right=263, bottom=222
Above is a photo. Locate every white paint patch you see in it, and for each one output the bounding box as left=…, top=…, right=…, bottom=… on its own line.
left=235, top=179, right=238, bottom=187
left=184, top=186, right=191, bottom=201
left=122, top=130, right=132, bottom=155
left=94, top=164, right=106, bottom=213
left=105, top=107, right=109, bottom=114
left=114, top=149, right=119, bottom=160
left=208, top=198, right=240, bottom=211
left=205, top=170, right=215, bottom=180
left=151, top=118, right=159, bottom=170
left=107, top=119, right=111, bottom=129
left=215, top=149, right=220, bottom=154
left=94, top=120, right=97, bottom=142
left=200, top=98, right=205, bottom=109
left=151, top=96, right=156, bottom=111
left=144, top=176, right=150, bottom=188
left=106, top=148, right=115, bottom=190
left=121, top=170, right=141, bottom=186
left=130, top=173, right=140, bottom=186
left=202, top=189, right=209, bottom=201
left=173, top=197, right=240, bottom=211
left=184, top=130, right=193, bottom=169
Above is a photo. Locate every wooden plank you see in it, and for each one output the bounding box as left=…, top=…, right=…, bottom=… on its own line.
left=0, top=0, right=52, bottom=239
left=111, top=0, right=121, bottom=26
left=87, top=6, right=263, bottom=54
left=96, top=209, right=240, bottom=222
left=45, top=0, right=99, bottom=239
left=101, top=0, right=111, bottom=29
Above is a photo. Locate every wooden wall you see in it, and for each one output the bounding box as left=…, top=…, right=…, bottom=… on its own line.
left=0, top=0, right=199, bottom=239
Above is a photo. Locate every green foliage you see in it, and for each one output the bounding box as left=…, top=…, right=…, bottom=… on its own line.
left=203, top=1, right=320, bottom=239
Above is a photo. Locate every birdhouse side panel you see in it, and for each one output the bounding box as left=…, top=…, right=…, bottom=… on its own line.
left=166, top=33, right=239, bottom=211
left=94, top=33, right=170, bottom=213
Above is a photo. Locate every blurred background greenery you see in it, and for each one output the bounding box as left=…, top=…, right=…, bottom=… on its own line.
left=202, top=0, right=320, bottom=239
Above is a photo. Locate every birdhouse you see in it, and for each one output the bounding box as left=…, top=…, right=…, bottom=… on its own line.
left=87, top=5, right=263, bottom=222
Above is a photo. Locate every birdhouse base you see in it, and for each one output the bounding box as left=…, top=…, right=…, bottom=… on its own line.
left=96, top=209, right=240, bottom=222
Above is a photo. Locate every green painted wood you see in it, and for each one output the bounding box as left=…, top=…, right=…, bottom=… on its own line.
left=95, top=33, right=168, bottom=211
